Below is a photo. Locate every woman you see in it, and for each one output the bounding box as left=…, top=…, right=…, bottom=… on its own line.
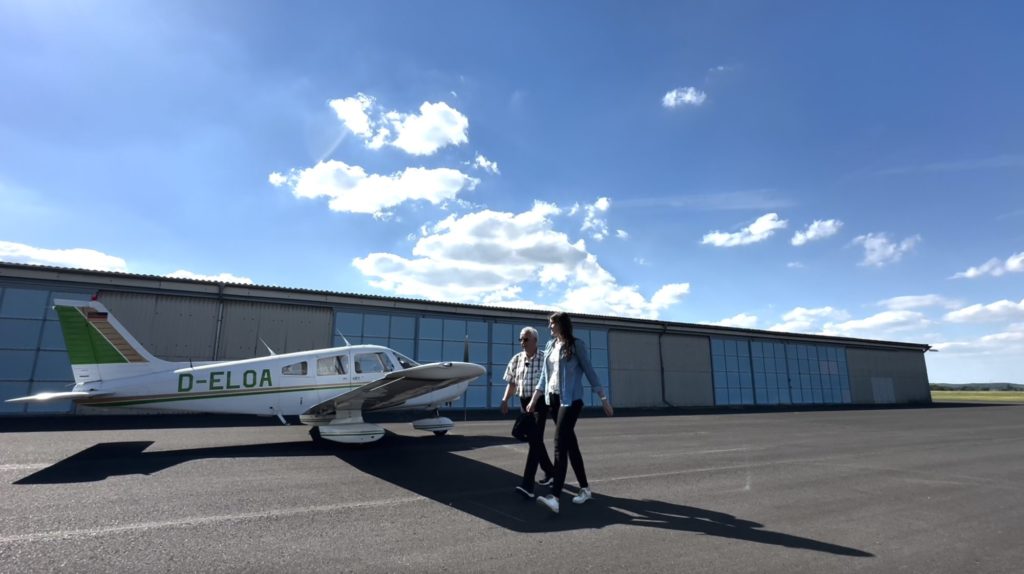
left=527, top=312, right=614, bottom=514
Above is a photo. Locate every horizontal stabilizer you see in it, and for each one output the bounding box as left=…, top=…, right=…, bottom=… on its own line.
left=5, top=390, right=114, bottom=404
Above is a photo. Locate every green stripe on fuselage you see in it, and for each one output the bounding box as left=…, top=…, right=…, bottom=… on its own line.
left=55, top=306, right=128, bottom=365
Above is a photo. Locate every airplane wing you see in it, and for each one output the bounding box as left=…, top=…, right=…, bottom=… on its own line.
left=302, top=361, right=484, bottom=417
left=6, top=390, right=114, bottom=403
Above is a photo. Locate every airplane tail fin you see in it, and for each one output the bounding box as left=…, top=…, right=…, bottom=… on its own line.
left=53, top=298, right=169, bottom=385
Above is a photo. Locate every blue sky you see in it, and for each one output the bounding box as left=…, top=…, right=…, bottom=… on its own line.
left=1, top=1, right=1022, bottom=384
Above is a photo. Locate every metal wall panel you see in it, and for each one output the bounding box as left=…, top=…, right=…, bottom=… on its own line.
left=662, top=334, right=714, bottom=407
left=608, top=331, right=663, bottom=407
left=98, top=292, right=220, bottom=362
left=846, top=348, right=931, bottom=404
left=216, top=301, right=332, bottom=360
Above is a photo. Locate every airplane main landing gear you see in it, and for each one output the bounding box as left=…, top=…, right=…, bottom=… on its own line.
left=413, top=408, right=454, bottom=436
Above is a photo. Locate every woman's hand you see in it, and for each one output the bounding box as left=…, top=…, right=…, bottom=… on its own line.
left=500, top=399, right=509, bottom=416
left=526, top=398, right=537, bottom=413
left=601, top=397, right=614, bottom=417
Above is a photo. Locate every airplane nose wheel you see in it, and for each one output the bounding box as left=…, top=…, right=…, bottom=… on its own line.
left=433, top=430, right=448, bottom=436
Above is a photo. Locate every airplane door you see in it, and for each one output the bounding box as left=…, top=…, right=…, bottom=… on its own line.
left=313, top=354, right=351, bottom=404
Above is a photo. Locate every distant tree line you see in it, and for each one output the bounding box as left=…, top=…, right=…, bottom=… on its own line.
left=930, top=383, right=1024, bottom=391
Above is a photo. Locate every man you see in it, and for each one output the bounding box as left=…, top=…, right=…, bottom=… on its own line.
left=500, top=326, right=555, bottom=499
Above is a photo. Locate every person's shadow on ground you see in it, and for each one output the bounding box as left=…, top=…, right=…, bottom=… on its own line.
left=16, top=431, right=870, bottom=557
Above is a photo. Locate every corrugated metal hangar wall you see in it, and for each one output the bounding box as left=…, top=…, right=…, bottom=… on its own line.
left=0, top=263, right=933, bottom=415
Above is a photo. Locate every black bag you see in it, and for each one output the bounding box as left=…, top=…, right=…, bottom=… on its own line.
left=511, top=412, right=537, bottom=442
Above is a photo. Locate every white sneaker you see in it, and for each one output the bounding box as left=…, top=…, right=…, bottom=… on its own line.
left=536, top=494, right=559, bottom=514
left=572, top=487, right=592, bottom=504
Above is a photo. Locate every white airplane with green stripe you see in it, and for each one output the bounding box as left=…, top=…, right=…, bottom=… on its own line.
left=7, top=299, right=486, bottom=444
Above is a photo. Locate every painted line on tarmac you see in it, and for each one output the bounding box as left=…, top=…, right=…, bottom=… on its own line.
left=0, top=463, right=49, bottom=471
left=0, top=496, right=427, bottom=544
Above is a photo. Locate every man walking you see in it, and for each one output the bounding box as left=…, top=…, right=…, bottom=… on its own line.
left=500, top=326, right=555, bottom=498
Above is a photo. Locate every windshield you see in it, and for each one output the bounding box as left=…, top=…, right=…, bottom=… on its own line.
left=393, top=351, right=419, bottom=369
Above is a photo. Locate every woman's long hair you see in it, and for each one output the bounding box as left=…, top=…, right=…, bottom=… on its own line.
left=550, top=312, right=575, bottom=360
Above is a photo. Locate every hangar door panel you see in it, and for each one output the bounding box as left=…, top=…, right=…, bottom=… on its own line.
left=98, top=292, right=219, bottom=361
left=608, top=331, right=662, bottom=408
left=217, top=301, right=332, bottom=360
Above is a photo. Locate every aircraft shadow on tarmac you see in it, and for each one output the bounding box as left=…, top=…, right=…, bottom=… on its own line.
left=16, top=432, right=870, bottom=557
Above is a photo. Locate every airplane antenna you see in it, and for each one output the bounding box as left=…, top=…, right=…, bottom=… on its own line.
left=463, top=335, right=470, bottom=363
left=259, top=338, right=277, bottom=356
left=335, top=329, right=351, bottom=346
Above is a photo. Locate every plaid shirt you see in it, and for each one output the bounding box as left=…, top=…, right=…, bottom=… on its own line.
left=503, top=350, right=544, bottom=398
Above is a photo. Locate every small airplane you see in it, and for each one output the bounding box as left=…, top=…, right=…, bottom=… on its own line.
left=6, top=299, right=486, bottom=444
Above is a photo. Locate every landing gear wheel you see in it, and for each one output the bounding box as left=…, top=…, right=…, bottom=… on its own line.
left=433, top=430, right=448, bottom=436
left=309, top=426, right=328, bottom=446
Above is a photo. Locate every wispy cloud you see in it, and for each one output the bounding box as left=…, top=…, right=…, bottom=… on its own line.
left=615, top=190, right=793, bottom=212
left=822, top=310, right=930, bottom=337
left=581, top=197, right=611, bottom=241
left=852, top=233, right=920, bottom=266
left=269, top=160, right=479, bottom=219
left=768, top=306, right=848, bottom=333
left=351, top=202, right=690, bottom=319
left=701, top=213, right=788, bottom=247
left=791, top=219, right=843, bottom=246
left=662, top=87, right=707, bottom=108
left=944, top=298, right=1024, bottom=323
left=711, top=313, right=758, bottom=329
left=472, top=153, right=500, bottom=175
left=0, top=240, right=127, bottom=271
left=877, top=294, right=961, bottom=310
left=877, top=154, right=1024, bottom=175
left=166, top=270, right=253, bottom=284
left=951, top=251, right=1024, bottom=279
left=932, top=323, right=1024, bottom=356
left=328, top=94, right=469, bottom=156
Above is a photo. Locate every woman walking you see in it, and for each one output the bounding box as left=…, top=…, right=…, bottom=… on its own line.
left=527, top=312, right=614, bottom=514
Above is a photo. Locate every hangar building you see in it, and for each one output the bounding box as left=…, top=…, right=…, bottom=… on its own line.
left=0, top=262, right=931, bottom=416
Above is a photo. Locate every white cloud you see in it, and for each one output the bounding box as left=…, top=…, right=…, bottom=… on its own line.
left=822, top=310, right=929, bottom=337
left=581, top=197, right=611, bottom=241
left=944, top=298, right=1024, bottom=323
left=388, top=101, right=469, bottom=155
left=791, top=219, right=843, bottom=246
left=933, top=323, right=1024, bottom=356
left=328, top=93, right=375, bottom=137
left=768, top=306, right=847, bottom=333
left=951, top=251, right=1024, bottom=279
left=166, top=270, right=253, bottom=284
left=615, top=229, right=629, bottom=240
left=852, top=233, right=920, bottom=266
left=786, top=261, right=805, bottom=269
left=0, top=240, right=127, bottom=271
left=701, top=213, right=788, bottom=247
left=327, top=95, right=469, bottom=156
left=877, top=294, right=961, bottom=310
left=269, top=160, right=479, bottom=219
left=473, top=154, right=500, bottom=175
left=352, top=202, right=690, bottom=319
left=712, top=313, right=759, bottom=329
left=662, top=87, right=707, bottom=108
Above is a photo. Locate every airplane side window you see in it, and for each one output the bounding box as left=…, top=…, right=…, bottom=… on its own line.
left=317, top=356, right=346, bottom=376
left=354, top=353, right=384, bottom=374
left=377, top=352, right=397, bottom=372
left=282, top=361, right=308, bottom=376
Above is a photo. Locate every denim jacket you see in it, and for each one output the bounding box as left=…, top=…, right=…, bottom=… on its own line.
left=537, top=337, right=604, bottom=406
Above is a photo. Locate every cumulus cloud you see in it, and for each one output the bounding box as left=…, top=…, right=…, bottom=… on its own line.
left=852, top=233, right=920, bottom=266
left=269, top=160, right=479, bottom=219
left=327, top=95, right=469, bottom=156
left=166, top=270, right=253, bottom=284
left=701, top=213, right=788, bottom=247
left=822, top=310, right=930, bottom=337
left=768, top=306, right=848, bottom=333
left=932, top=323, right=1024, bottom=356
left=791, top=219, right=843, bottom=246
left=662, top=87, right=707, bottom=107
left=712, top=313, right=759, bottom=329
left=616, top=229, right=629, bottom=240
left=877, top=294, right=961, bottom=310
left=352, top=202, right=690, bottom=319
left=581, top=197, right=611, bottom=241
left=944, top=298, right=1024, bottom=323
left=951, top=251, right=1024, bottom=279
left=0, top=240, right=127, bottom=271
left=472, top=154, right=500, bottom=175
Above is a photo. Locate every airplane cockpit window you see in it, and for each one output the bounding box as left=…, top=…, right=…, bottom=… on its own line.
left=281, top=361, right=308, bottom=376
left=317, top=355, right=347, bottom=376
left=393, top=351, right=419, bottom=369
left=354, top=353, right=385, bottom=374
left=377, top=352, right=397, bottom=372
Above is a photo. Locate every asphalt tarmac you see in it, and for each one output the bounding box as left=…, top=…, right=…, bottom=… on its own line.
left=1, top=404, right=1022, bottom=573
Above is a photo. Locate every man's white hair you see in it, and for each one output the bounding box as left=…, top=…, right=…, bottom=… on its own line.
left=519, top=326, right=539, bottom=340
